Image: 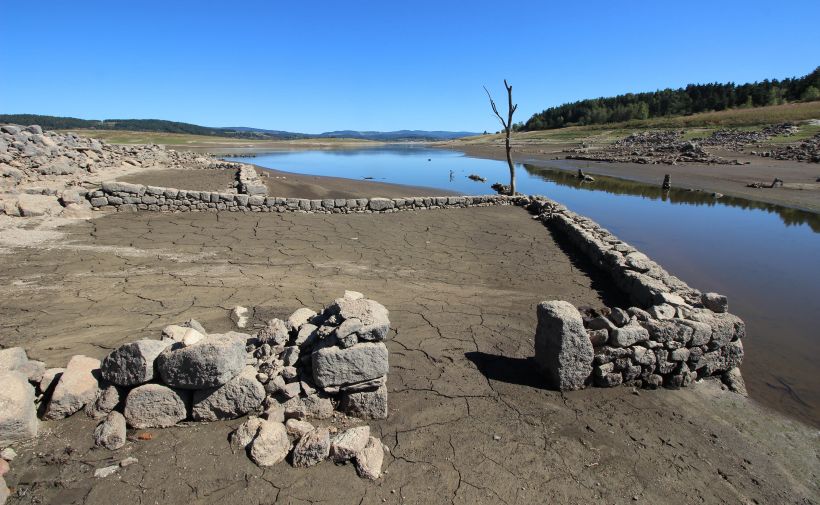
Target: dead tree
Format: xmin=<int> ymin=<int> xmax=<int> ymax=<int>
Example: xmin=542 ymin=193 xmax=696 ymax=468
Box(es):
xmin=484 ymin=80 xmax=518 ymax=195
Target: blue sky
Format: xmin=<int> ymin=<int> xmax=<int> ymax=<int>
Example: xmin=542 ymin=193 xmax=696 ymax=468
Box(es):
xmin=1 ymin=1 xmax=818 ymax=133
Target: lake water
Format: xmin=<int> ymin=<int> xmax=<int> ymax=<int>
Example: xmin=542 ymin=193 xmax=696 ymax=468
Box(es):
xmin=226 ymin=146 xmax=820 ymax=427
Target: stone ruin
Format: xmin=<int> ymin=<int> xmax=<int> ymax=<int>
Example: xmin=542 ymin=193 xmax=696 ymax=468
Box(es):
xmin=0 ymin=291 xmax=390 ymax=491
xmin=522 ymin=196 xmax=746 ymax=393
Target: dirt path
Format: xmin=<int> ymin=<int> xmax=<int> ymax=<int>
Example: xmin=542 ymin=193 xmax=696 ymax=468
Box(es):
xmin=452 ymin=143 xmax=820 ymax=213
xmin=1 ymin=208 xmax=817 ymax=504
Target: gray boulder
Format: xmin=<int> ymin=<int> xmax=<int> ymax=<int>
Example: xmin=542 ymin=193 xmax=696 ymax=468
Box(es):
xmin=0 ymin=371 xmax=38 ymax=446
xmin=44 ymin=355 xmax=102 ymax=420
xmin=156 ymin=336 xmax=245 ymax=389
xmin=258 ymin=318 xmax=289 ymax=346
xmin=101 ymin=339 xmax=169 ymax=386
xmin=333 ymin=298 xmax=390 ymax=341
xmin=85 ymin=384 xmax=122 ymax=419
xmin=341 ymin=385 xmax=388 ymax=419
xmin=123 ymin=383 xmax=189 ymax=428
xmin=191 ymin=366 xmax=265 ymax=421
xmin=354 ymin=436 xmax=384 ymax=480
xmin=230 ymin=417 xmax=264 ymax=450
xmin=533 ymin=301 xmax=593 ymax=391
xmin=93 ymin=411 xmax=127 ymax=450
xmin=312 ymin=342 xmax=388 ymax=389
xmin=286 ymin=308 xmax=317 ymax=331
xmin=330 ymin=425 xmax=370 ymax=462
xmin=610 ymin=323 xmax=650 ymax=347
xmin=292 ymin=427 xmax=330 ymax=467
xmin=38 ymin=367 xmax=64 ymax=395
xmin=249 ymin=420 xmax=291 ymax=466
xmin=0 ymin=347 xmax=27 ymax=371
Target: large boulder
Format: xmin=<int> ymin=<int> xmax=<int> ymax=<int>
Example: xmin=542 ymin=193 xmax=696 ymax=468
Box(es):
xmin=191 ymin=366 xmax=265 ymax=421
xmin=249 ymin=420 xmax=291 ymax=466
xmin=312 ymin=343 xmax=388 ymax=389
xmin=155 ymin=336 xmax=246 ymax=389
xmin=332 ymin=298 xmax=390 ymax=341
xmin=123 ymin=383 xmax=189 ymax=428
xmin=44 ymin=355 xmax=102 ymax=420
xmin=0 ymin=371 xmax=38 ymax=445
xmin=533 ymin=301 xmax=594 ymax=391
xmin=100 ymin=339 xmax=169 ymax=386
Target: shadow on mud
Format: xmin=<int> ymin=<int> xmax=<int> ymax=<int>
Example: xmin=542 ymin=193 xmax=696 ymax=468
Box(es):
xmin=465 ymin=351 xmax=549 ymax=389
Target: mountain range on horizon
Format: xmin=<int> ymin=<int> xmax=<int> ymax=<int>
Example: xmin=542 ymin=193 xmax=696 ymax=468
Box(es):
xmin=0 ymin=114 xmax=480 ymax=141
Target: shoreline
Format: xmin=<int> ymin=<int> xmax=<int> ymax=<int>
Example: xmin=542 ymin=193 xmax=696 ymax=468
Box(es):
xmin=444 ymin=143 xmax=820 ymax=214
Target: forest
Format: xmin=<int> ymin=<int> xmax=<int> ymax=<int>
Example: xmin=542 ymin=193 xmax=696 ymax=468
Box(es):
xmin=523 ymin=66 xmax=820 ymax=130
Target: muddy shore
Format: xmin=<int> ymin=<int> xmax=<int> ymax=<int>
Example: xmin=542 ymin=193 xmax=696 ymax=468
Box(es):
xmin=118 ymin=165 xmax=454 ymax=200
xmin=1 ymin=207 xmax=817 ymax=504
xmin=450 ymin=143 xmax=820 ymax=213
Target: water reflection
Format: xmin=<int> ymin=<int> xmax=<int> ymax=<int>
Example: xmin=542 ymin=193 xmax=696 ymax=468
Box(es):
xmin=522 ymin=164 xmax=820 ymax=232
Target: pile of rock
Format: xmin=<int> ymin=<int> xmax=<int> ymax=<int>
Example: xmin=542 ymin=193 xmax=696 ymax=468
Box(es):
xmin=564 ymin=129 xmax=742 ymax=165
xmin=0 ymin=292 xmax=390 ymax=485
xmin=756 ymin=133 xmax=820 ymax=163
xmin=696 ymin=123 xmax=799 ymax=150
xmin=0 ymin=124 xmax=225 ymax=217
xmin=237 ymin=164 xmax=267 ymax=195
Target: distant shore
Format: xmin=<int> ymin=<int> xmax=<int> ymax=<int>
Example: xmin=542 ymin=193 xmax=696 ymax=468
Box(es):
xmin=442 ymin=142 xmax=820 ymax=213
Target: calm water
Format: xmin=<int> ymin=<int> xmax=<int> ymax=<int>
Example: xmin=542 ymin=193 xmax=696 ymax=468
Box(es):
xmin=226 ymin=147 xmax=820 ymax=427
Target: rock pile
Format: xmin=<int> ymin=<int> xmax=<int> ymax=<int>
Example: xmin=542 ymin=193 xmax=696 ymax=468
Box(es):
xmin=564 ymin=130 xmax=742 ymax=165
xmin=696 ymin=123 xmax=799 ymax=150
xmin=0 ymin=293 xmax=390 ymax=485
xmin=0 ymin=123 xmax=225 ymax=217
xmin=756 ymin=133 xmax=820 ymax=163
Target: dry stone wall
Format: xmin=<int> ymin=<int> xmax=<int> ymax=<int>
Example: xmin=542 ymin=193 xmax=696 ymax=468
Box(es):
xmin=89 ymin=181 xmax=517 ymax=213
xmin=521 ymin=196 xmax=745 ymax=392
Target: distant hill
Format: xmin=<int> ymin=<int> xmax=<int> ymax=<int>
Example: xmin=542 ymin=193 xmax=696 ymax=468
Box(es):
xmin=524 ymin=66 xmax=820 ymax=131
xmin=315 ymin=130 xmax=479 ymax=141
xmin=0 ymin=114 xmax=477 ymax=141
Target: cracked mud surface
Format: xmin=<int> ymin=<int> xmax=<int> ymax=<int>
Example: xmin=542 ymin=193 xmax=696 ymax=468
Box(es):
xmin=1 ymin=207 xmax=817 ymax=504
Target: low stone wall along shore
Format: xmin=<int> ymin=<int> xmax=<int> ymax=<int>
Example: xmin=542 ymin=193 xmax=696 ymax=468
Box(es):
xmin=85 ymin=182 xmax=745 ymax=393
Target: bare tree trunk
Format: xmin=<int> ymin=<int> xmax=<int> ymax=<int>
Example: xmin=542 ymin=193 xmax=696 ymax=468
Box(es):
xmin=484 ymin=80 xmax=518 ymax=195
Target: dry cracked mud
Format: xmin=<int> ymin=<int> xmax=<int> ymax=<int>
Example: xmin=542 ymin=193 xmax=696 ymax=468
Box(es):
xmin=0 ymin=207 xmax=817 ymax=504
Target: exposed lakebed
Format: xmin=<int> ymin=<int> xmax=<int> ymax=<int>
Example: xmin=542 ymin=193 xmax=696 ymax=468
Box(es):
xmin=226 ymin=146 xmax=820 ymax=427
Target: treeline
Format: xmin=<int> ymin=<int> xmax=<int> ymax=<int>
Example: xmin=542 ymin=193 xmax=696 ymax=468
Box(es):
xmin=0 ymin=114 xmax=308 ymax=140
xmin=523 ymin=66 xmax=820 ymax=130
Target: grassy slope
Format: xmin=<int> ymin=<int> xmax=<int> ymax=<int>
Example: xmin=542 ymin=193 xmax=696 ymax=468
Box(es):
xmin=61 ymin=129 xmax=380 ymax=146
xmin=452 ymin=101 xmax=820 ymax=146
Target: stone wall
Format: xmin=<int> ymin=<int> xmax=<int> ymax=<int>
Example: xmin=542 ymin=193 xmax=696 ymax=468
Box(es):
xmin=521 ymin=196 xmax=745 ymax=391
xmin=83 ymin=183 xmax=744 ymax=391
xmin=88 ymin=180 xmax=517 ymax=213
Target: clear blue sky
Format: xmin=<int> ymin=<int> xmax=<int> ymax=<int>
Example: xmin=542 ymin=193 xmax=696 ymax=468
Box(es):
xmin=1 ymin=0 xmax=818 ymax=133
